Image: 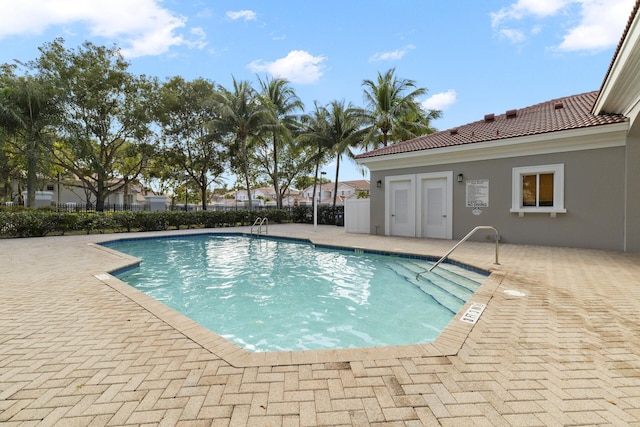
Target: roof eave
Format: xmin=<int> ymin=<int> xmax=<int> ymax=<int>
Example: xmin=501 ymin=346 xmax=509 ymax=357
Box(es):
xmin=356 ymin=122 xmax=628 ymax=171
xmin=593 ymin=0 xmax=640 ymax=115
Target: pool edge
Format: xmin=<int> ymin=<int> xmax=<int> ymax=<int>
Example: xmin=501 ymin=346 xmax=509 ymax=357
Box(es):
xmin=92 ymin=232 xmax=505 ymax=368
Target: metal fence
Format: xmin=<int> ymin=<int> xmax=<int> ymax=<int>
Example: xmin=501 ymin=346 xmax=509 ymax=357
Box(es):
xmin=50 ymin=202 xmax=150 ymax=212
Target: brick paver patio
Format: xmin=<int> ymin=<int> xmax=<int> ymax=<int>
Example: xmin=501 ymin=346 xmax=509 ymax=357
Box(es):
xmin=1 ymin=224 xmax=639 ymax=426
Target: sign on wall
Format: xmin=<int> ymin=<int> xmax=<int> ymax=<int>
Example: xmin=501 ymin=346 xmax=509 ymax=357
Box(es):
xmin=466 ymin=179 xmax=489 ymax=208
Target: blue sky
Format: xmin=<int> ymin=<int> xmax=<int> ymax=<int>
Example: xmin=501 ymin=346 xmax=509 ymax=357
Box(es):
xmin=0 ymin=0 xmax=635 ymax=183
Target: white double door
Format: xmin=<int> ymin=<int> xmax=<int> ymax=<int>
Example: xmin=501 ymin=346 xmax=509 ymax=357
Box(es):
xmin=386 ymin=172 xmax=452 ymax=239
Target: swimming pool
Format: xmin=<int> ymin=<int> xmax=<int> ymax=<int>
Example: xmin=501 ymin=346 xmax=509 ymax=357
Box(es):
xmin=105 ymin=234 xmax=487 ymax=352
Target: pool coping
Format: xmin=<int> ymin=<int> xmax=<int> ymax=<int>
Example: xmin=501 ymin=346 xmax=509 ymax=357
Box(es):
xmin=90 ymin=234 xmax=507 ymax=368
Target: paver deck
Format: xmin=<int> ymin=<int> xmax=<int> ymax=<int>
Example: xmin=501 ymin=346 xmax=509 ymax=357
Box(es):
xmin=1 ymin=224 xmax=640 ymax=426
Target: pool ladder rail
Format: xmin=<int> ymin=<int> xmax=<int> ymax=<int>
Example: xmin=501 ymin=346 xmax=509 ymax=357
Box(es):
xmin=251 ymin=217 xmax=268 ymax=236
xmin=416 ymin=225 xmax=500 ymax=279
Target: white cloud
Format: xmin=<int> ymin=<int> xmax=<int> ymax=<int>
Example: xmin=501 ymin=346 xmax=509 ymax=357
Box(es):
xmin=186 ymin=27 xmax=208 ymax=50
xmin=498 ymin=28 xmax=526 ymax=43
xmin=490 ymin=0 xmax=635 ymax=51
xmin=270 ymin=32 xmax=286 ymax=41
xmin=421 ymin=90 xmax=457 ymax=111
xmin=196 ymin=8 xmax=213 ymax=19
xmin=558 ymin=0 xmax=635 ymax=51
xmin=0 ymin=0 xmax=203 ymax=58
xmin=491 ymin=0 xmax=571 ymax=28
xmin=369 ymin=45 xmax=415 ymax=62
xmin=247 ymin=50 xmax=327 ymax=84
xmin=226 ymin=10 xmax=257 ymax=21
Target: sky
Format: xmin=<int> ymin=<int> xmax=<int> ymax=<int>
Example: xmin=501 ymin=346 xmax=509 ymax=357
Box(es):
xmin=0 ymin=0 xmax=635 ymax=184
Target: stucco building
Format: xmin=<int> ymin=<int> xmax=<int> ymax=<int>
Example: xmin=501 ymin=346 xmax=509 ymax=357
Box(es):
xmin=356 ymin=1 xmax=640 ymax=252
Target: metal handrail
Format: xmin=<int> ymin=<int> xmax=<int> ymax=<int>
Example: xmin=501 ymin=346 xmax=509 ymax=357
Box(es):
xmin=417 ymin=226 xmax=500 ymax=278
xmin=250 ymin=217 xmax=268 ymax=236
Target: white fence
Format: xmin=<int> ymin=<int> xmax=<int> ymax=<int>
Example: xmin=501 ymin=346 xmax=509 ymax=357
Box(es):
xmin=344 ymin=198 xmax=370 ymax=234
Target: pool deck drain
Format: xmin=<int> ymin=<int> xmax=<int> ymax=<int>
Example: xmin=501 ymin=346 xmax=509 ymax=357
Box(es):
xmin=2 ymin=224 xmax=640 ymax=426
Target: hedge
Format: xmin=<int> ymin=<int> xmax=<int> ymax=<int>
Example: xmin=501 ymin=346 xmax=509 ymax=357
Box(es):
xmin=0 ymin=206 xmax=344 ymax=238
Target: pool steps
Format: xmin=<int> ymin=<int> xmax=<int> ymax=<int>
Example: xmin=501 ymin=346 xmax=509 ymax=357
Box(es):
xmin=386 ymin=260 xmax=482 ymax=315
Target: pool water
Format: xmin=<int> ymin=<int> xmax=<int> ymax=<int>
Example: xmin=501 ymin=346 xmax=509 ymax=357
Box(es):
xmin=106 ymin=234 xmax=487 ymax=352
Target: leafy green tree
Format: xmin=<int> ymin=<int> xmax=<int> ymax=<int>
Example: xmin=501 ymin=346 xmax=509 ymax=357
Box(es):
xmin=139 ymin=148 xmax=174 ymax=204
xmin=213 ymin=78 xmax=269 ymax=208
xmin=35 ymin=39 xmax=157 ymax=211
xmin=268 ymin=135 xmax=317 ymax=204
xmin=360 ymin=68 xmax=439 ymax=149
xmin=257 ymin=76 xmax=303 ymax=208
xmin=0 ymin=67 xmax=58 ymax=207
xmin=294 ymin=174 xmax=330 ymax=192
xmin=156 ymin=77 xmax=226 ymax=210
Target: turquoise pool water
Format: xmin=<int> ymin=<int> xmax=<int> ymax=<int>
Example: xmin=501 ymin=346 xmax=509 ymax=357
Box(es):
xmin=105 ymin=234 xmax=487 ymax=352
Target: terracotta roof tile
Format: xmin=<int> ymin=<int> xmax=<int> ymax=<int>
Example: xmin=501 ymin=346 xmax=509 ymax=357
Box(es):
xmin=356 ymin=91 xmax=627 ymax=159
xmin=339 ymin=180 xmax=370 ymax=189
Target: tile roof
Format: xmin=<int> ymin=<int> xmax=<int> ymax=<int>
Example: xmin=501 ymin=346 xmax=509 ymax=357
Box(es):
xmin=356 ymin=91 xmax=627 ymax=159
xmin=339 ymin=179 xmax=370 ymax=190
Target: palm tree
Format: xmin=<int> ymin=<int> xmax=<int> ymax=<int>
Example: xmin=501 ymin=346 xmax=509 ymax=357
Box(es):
xmin=324 ymin=100 xmax=365 ymax=208
xmin=257 ymin=76 xmax=303 ymax=208
xmin=360 ymin=68 xmax=437 ymax=149
xmin=298 ymin=103 xmax=336 ymax=213
xmin=213 ymin=78 xmax=269 ymax=208
xmin=0 ymin=73 xmax=57 ymax=207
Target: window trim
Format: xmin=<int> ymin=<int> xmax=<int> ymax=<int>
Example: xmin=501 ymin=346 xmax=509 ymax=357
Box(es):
xmin=510 ymin=164 xmax=566 ymax=215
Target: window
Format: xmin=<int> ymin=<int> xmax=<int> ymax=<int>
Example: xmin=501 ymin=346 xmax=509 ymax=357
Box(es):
xmin=511 ymin=164 xmax=565 ymax=215
xmin=46 ymin=184 xmax=54 ymax=191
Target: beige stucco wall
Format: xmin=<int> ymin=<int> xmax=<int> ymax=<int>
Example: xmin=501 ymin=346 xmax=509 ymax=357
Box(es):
xmin=368 ymin=146 xmax=627 ymax=251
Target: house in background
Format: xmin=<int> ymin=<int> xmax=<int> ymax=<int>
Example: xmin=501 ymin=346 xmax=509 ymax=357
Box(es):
xmin=356 ymin=0 xmax=640 ymax=252
xmin=301 ymin=180 xmax=370 ymax=205
xmin=10 ymin=176 xmax=166 ymax=210
xmin=222 ymin=187 xmax=301 ymax=208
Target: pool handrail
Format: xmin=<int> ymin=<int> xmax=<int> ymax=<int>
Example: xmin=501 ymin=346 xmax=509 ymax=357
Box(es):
xmin=251 ymin=217 xmax=268 ymax=236
xmin=418 ymin=226 xmax=500 ymax=278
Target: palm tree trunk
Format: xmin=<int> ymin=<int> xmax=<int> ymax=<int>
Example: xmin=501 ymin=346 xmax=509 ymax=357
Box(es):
xmin=272 ymin=131 xmax=281 ymax=209
xmin=312 ymin=159 xmax=319 ymax=216
xmin=332 ymin=154 xmax=340 ymax=208
xmin=241 ymin=137 xmax=252 ymax=209
xmin=26 ymin=136 xmax=37 ymax=208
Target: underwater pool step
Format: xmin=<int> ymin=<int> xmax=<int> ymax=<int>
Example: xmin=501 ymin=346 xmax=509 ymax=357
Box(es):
xmin=385 ymin=263 xmax=472 ymax=314
xmin=394 ymin=260 xmax=481 ymax=300
xmin=404 ymin=259 xmax=484 ymax=293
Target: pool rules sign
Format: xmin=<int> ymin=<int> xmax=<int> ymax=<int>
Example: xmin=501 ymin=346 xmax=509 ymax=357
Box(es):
xmin=466 ymin=179 xmax=489 ymax=215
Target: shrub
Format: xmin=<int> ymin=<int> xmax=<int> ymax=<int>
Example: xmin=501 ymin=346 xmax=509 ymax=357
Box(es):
xmin=3 ymin=211 xmax=57 ymax=237
xmin=0 ymin=205 xmax=338 ymax=239
xmin=111 ymin=211 xmax=137 ymax=232
xmin=51 ymin=212 xmax=80 ymax=235
xmin=134 ymin=211 xmax=169 ymax=232
xmin=77 ymin=214 xmax=116 ymax=234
